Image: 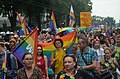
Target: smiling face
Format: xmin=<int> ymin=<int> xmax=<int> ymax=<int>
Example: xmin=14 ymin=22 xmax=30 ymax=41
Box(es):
xmin=93 ymin=40 xmax=100 ymax=49
xmin=37 ymin=46 xmax=43 ymax=56
xmin=22 ymin=54 xmax=33 ymax=68
xmin=64 ymin=56 xmax=76 ymax=70
xmin=104 ymin=48 xmax=111 ymax=59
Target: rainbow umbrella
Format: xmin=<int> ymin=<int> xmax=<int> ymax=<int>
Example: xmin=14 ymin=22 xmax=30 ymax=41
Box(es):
xmin=57 ymin=27 xmax=74 ymax=37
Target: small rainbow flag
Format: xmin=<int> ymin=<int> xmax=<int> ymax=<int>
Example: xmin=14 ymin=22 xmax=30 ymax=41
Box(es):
xmin=49 ymin=11 xmax=57 ymax=35
xmin=17 ymin=12 xmax=31 ymax=36
xmin=104 ymin=19 xmax=111 ymax=37
xmin=13 ymin=27 xmax=38 ymax=64
xmin=69 ymin=5 xmax=75 ymax=28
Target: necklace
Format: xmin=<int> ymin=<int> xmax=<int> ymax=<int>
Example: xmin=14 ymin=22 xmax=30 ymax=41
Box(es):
xmin=60 ymin=69 xmax=75 ymax=79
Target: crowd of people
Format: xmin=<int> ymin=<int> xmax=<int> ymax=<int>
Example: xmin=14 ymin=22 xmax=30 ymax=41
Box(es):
xmin=0 ymin=27 xmax=120 ymax=79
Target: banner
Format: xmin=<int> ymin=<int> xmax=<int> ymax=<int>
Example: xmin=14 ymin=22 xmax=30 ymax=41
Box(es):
xmin=80 ymin=12 xmax=92 ymax=28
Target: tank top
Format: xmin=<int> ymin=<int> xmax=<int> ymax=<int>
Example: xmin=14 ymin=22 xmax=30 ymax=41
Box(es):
xmin=36 ymin=57 xmax=46 ymax=76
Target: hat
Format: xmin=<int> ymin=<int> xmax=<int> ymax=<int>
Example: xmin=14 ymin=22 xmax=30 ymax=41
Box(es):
xmin=0 ymin=42 xmax=4 ymax=45
xmin=9 ymin=38 xmax=16 ymax=43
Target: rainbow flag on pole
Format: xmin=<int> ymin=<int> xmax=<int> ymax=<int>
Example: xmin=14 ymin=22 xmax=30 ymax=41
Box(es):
xmin=1 ymin=52 xmax=6 ymax=79
xmin=104 ymin=19 xmax=111 ymax=37
xmin=69 ymin=5 xmax=75 ymax=28
xmin=49 ymin=11 xmax=57 ymax=35
xmin=13 ymin=27 xmax=38 ymax=64
xmin=16 ymin=12 xmax=31 ymax=36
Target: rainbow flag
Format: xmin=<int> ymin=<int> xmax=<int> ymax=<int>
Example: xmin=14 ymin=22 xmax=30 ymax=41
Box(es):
xmin=39 ymin=30 xmax=76 ymax=60
xmin=104 ymin=19 xmax=111 ymax=37
xmin=49 ymin=11 xmax=57 ymax=35
xmin=13 ymin=27 xmax=38 ymax=64
xmin=69 ymin=5 xmax=75 ymax=28
xmin=17 ymin=12 xmax=31 ymax=36
xmin=1 ymin=52 xmax=6 ymax=79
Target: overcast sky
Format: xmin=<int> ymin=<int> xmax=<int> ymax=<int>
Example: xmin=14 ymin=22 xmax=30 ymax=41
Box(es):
xmin=91 ymin=0 xmax=120 ymax=23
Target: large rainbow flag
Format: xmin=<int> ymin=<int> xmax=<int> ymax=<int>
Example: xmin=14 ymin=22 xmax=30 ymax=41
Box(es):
xmin=49 ymin=11 xmax=57 ymax=35
xmin=38 ymin=30 xmax=76 ymax=60
xmin=69 ymin=5 xmax=75 ymax=28
xmin=13 ymin=27 xmax=38 ymax=64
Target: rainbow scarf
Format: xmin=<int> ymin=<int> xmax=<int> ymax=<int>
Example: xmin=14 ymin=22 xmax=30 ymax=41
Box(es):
xmin=60 ymin=69 xmax=76 ymax=79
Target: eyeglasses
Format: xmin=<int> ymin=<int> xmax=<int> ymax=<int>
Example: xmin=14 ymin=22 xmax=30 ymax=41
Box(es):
xmin=55 ymin=41 xmax=61 ymax=44
xmin=24 ymin=58 xmax=33 ymax=60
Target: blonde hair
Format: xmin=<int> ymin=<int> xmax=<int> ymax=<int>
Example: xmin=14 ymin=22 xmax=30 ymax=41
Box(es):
xmin=104 ymin=47 xmax=112 ymax=53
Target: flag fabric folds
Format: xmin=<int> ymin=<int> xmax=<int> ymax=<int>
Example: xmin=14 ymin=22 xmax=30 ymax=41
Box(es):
xmin=69 ymin=5 xmax=75 ymax=28
xmin=39 ymin=30 xmax=76 ymax=60
xmin=49 ymin=11 xmax=57 ymax=35
xmin=13 ymin=27 xmax=38 ymax=65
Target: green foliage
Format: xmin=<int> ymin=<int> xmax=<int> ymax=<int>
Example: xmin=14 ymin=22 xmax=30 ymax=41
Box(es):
xmin=92 ymin=15 xmax=116 ymax=27
xmin=49 ymin=0 xmax=92 ymax=27
xmin=0 ymin=0 xmax=92 ymax=31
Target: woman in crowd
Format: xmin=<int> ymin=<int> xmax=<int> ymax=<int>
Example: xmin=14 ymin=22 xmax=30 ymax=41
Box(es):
xmin=57 ymin=54 xmax=94 ymax=79
xmin=35 ymin=45 xmax=49 ymax=79
xmin=17 ymin=53 xmax=43 ymax=79
xmin=109 ymin=37 xmax=116 ymax=57
xmin=92 ymin=37 xmax=104 ymax=62
xmin=100 ymin=47 xmax=118 ymax=79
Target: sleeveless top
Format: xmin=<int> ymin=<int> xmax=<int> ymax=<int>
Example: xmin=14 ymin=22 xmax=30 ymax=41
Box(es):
xmin=36 ymin=57 xmax=46 ymax=76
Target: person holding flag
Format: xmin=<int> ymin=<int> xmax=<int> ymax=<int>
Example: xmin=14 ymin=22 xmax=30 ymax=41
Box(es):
xmin=0 ymin=41 xmax=18 ymax=79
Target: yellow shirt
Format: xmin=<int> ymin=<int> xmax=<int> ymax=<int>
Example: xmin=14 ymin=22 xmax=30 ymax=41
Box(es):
xmin=50 ymin=48 xmax=66 ymax=74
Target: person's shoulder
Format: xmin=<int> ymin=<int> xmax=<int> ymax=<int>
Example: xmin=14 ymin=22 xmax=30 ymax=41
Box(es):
xmin=88 ymin=47 xmax=96 ymax=53
xmin=56 ymin=71 xmax=63 ymax=78
xmin=17 ymin=67 xmax=24 ymax=73
xmin=100 ymin=59 xmax=105 ymax=64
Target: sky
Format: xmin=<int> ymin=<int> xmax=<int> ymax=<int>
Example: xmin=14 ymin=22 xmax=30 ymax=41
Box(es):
xmin=91 ymin=0 xmax=120 ymax=23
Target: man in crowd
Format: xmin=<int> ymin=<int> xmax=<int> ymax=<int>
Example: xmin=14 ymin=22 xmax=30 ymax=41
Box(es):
xmin=76 ymin=35 xmax=98 ymax=78
xmin=0 ymin=41 xmax=18 ymax=79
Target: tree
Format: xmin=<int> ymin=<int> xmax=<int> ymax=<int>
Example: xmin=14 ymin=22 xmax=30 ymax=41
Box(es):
xmin=0 ymin=0 xmax=51 ymax=31
xmin=0 ymin=0 xmax=92 ymax=31
xmin=49 ymin=0 xmax=92 ymax=27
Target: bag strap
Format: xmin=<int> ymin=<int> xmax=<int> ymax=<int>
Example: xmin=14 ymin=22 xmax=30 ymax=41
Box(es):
xmin=81 ymin=53 xmax=88 ymax=65
xmin=81 ymin=48 xmax=92 ymax=65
